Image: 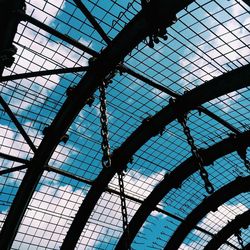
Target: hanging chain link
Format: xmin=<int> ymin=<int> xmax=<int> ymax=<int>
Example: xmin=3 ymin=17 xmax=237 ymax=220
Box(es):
xmin=178 ymin=113 xmax=214 ymax=194
xmin=118 ymin=170 xmax=130 ymax=249
xmin=99 ymin=80 xmax=111 ymax=168
xmin=235 ymin=230 xmax=245 ymax=249
xmin=99 ymin=78 xmax=130 ymax=249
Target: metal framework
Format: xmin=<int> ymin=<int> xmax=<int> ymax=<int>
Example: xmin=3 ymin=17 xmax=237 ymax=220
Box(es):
xmin=204 ymin=210 xmax=250 ymax=250
xmin=62 ymin=66 xmax=250 ymax=248
xmin=0 ymin=0 xmax=250 ymax=249
xmin=164 ymin=175 xmax=250 ymax=249
xmin=116 ymin=130 xmax=250 ymax=249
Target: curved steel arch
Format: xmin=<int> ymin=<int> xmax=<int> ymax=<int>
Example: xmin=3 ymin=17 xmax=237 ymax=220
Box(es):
xmin=0 ymin=1 xmax=194 ymax=248
xmin=115 ymin=130 xmax=250 ymax=249
xmin=1 ymin=1 xmax=249 ymax=249
xmin=204 ymin=210 xmax=250 ymax=250
xmin=62 ymin=62 xmax=250 ymax=248
xmin=164 ymin=176 xmax=250 ymax=250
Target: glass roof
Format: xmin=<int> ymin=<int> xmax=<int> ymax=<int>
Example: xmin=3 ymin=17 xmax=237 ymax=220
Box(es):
xmin=0 ymin=0 xmax=249 ymax=249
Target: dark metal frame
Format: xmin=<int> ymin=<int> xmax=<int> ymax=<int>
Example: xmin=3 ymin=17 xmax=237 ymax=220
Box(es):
xmin=204 ymin=210 xmax=250 ymax=250
xmin=115 ymin=130 xmax=250 ymax=249
xmin=0 ymin=66 xmax=88 ymax=82
xmin=0 ymin=96 xmax=36 ymax=152
xmin=62 ymin=64 xmax=250 ymax=249
xmin=0 ymin=0 xmax=25 ymax=75
xmin=0 ymin=1 xmax=192 ymax=248
xmin=164 ymin=176 xmax=250 ymax=250
xmin=0 ymin=0 xmax=249 ymax=248
xmin=0 ymin=152 xmax=29 ymax=165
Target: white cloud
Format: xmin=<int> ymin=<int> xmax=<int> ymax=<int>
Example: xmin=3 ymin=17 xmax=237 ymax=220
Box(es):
xmin=10 ymin=183 xmax=86 ymax=250
xmin=77 ymin=170 xmax=166 ymax=248
xmin=180 ymin=203 xmax=248 ymax=249
xmin=178 ymin=2 xmax=249 ymax=111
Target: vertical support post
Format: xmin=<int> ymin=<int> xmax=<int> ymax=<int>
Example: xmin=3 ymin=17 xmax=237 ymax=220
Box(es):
xmin=0 ymin=0 xmax=25 ymax=76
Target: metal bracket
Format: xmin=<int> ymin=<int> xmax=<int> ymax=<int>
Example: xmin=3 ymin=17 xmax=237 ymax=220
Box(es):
xmin=141 ymin=0 xmax=176 ymax=48
xmin=43 ymin=125 xmax=69 ymax=143
xmin=0 ymin=45 xmax=17 ymax=68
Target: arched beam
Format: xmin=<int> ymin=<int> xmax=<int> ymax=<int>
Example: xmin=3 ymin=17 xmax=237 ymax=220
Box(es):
xmin=62 ymin=62 xmax=250 ymax=248
xmin=204 ymin=210 xmax=250 ymax=250
xmin=164 ymin=176 xmax=250 ymax=250
xmin=0 ymin=1 xmax=193 ymax=249
xmin=115 ymin=130 xmax=250 ymax=249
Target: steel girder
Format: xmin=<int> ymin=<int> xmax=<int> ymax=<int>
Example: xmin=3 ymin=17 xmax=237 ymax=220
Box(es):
xmin=0 ymin=1 xmax=193 ymax=248
xmin=0 ymin=66 xmax=88 ymax=82
xmin=118 ymin=65 xmax=240 ymax=135
xmin=73 ymin=0 xmax=111 ymax=45
xmin=17 ymin=2 xmax=240 ymax=136
xmin=164 ymin=176 xmax=250 ymax=250
xmin=0 ymin=165 xmax=27 ymax=176
xmin=243 ymin=0 xmax=250 ymax=7
xmin=115 ymin=130 xmax=250 ymax=249
xmin=62 ymin=62 xmax=250 ymax=249
xmin=204 ymin=210 xmax=250 ymax=250
xmin=0 ymin=96 xmax=36 ymax=152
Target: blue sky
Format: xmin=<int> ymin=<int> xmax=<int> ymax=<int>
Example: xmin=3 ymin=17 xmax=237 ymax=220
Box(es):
xmin=0 ymin=0 xmax=250 ymax=249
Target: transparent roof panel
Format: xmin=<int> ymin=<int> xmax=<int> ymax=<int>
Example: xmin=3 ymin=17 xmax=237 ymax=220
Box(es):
xmin=0 ymin=0 xmax=249 ymax=249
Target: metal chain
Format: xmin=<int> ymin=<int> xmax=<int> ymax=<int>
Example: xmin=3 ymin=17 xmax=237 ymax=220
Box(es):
xmin=99 ymin=79 xmax=130 ymax=249
xmin=118 ymin=171 xmax=130 ymax=250
xmin=235 ymin=230 xmax=245 ymax=249
xmin=178 ymin=113 xmax=214 ymax=194
xmin=99 ymin=81 xmax=111 ymax=168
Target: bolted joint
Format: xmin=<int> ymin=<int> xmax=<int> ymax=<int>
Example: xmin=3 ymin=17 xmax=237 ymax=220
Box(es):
xmin=237 ymin=146 xmax=248 ymax=161
xmin=60 ymin=134 xmax=69 ymax=144
xmin=0 ymin=45 xmax=17 ymax=68
xmin=231 ymin=133 xmax=250 ymax=169
xmin=142 ymin=115 xmax=152 ymax=124
xmin=141 ymin=0 xmax=176 ymax=48
xmin=43 ymin=126 xmax=69 ymax=144
xmin=159 ymin=127 xmax=165 ymax=136
xmin=169 ymin=97 xmax=188 ymax=123
xmin=86 ymin=96 xmax=95 ymax=107
xmin=66 ymin=85 xmax=77 ymax=97
xmin=104 ymin=69 xmax=118 ymax=85
xmin=88 ymin=56 xmax=97 ymax=67
xmin=129 ymin=156 xmax=133 ymax=164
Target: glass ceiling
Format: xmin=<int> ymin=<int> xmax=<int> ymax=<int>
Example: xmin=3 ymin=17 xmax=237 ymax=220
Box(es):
xmin=0 ymin=0 xmax=249 ymax=249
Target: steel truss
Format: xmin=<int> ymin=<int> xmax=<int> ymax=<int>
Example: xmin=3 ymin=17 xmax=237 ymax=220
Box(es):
xmin=62 ymin=64 xmax=250 ymax=248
